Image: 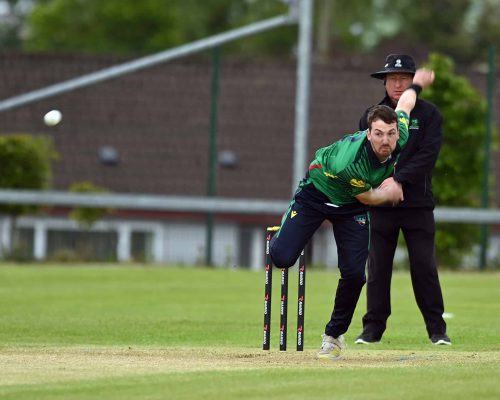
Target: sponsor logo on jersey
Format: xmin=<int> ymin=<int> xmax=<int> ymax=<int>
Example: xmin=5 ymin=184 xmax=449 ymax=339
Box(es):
xmin=354 ymin=215 xmax=367 ymax=226
xmin=324 ymin=171 xmax=337 ymax=179
xmin=291 ymin=210 xmax=298 ymax=218
xmin=409 ymin=118 xmax=420 ymax=130
xmin=350 ymin=179 xmax=365 ymax=188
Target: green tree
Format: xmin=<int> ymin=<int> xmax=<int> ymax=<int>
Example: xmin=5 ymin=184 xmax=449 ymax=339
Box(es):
xmin=9 ymin=0 xmax=500 ymax=64
xmin=222 ymin=0 xmax=296 ymax=58
xmin=24 ymin=0 xmax=180 ymax=54
xmin=395 ymin=0 xmax=473 ymax=57
xmin=23 ymin=0 xmax=293 ymax=57
xmin=472 ymin=1 xmax=500 ymax=59
xmin=0 ymin=0 xmax=31 ymax=49
xmin=317 ymin=0 xmax=499 ymax=65
xmin=321 ymin=0 xmax=401 ymax=53
xmin=422 ymin=53 xmax=488 ymax=267
xmin=69 ymin=181 xmax=110 ymax=228
xmin=0 ymin=134 xmax=54 ymax=216
xmin=0 ymin=134 xmax=55 ymax=256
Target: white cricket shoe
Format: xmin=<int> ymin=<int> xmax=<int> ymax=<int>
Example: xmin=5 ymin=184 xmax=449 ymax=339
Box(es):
xmin=317 ymin=334 xmax=346 ymax=360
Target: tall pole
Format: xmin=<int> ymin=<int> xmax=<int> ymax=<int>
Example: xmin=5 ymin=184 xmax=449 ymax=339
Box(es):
xmin=206 ymin=47 xmax=220 ymax=266
xmin=479 ymin=46 xmax=496 ymax=270
xmin=292 ymin=0 xmax=314 ymax=193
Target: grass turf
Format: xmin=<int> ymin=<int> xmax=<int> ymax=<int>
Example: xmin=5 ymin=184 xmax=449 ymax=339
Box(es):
xmin=0 ymin=264 xmax=499 ymax=399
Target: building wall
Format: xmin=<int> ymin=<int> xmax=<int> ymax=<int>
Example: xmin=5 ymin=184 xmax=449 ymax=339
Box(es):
xmin=0 ymin=53 xmax=499 ymax=267
xmin=0 ymin=53 xmax=498 ymax=203
xmin=0 ymin=214 xmax=343 ymax=269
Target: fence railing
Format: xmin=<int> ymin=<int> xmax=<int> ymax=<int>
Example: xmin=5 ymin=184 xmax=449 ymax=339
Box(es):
xmin=0 ymin=189 xmax=499 ymax=223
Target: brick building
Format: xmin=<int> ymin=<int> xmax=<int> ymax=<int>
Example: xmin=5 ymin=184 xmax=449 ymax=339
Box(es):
xmin=0 ymin=52 xmax=498 ymax=267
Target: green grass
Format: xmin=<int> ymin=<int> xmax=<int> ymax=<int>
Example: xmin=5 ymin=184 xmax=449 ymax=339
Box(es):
xmin=0 ymin=263 xmax=499 ymax=399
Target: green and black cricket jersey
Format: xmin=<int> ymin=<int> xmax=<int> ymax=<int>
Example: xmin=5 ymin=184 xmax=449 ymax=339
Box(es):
xmin=307 ymin=110 xmax=409 ymax=206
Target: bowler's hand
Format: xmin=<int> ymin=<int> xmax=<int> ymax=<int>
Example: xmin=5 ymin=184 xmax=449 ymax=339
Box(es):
xmin=378 ymin=177 xmax=403 ymax=205
xmin=413 ymin=68 xmax=435 ymax=88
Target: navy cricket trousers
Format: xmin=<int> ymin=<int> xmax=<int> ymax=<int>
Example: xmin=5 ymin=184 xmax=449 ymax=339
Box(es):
xmin=270 ymin=182 xmax=370 ymax=338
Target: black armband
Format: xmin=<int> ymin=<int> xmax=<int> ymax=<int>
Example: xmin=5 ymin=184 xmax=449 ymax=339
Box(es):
xmin=409 ymin=84 xmax=422 ymax=95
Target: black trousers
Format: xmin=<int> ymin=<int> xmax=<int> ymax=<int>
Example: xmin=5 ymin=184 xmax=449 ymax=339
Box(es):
xmin=270 ymin=184 xmax=369 ymax=338
xmin=361 ymin=207 xmax=447 ymax=339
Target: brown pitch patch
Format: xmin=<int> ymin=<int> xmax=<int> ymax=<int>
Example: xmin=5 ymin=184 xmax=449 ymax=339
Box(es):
xmin=0 ymin=346 xmax=497 ymax=385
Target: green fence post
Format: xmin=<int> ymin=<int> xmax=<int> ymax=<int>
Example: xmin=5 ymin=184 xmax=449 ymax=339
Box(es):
xmin=479 ymin=46 xmax=496 ymax=270
xmin=206 ymin=47 xmax=220 ymax=266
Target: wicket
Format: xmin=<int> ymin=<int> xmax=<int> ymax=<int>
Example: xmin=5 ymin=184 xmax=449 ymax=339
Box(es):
xmin=263 ymin=226 xmax=306 ymax=351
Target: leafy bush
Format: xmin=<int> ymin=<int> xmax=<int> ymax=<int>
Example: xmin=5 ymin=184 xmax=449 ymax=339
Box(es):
xmin=0 ymin=134 xmax=55 ymax=216
xmin=423 ymin=53 xmax=488 ymax=267
xmin=69 ymin=181 xmax=111 ymax=228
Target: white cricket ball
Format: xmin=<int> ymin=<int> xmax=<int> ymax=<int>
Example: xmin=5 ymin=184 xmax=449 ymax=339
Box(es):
xmin=43 ymin=109 xmax=62 ymax=126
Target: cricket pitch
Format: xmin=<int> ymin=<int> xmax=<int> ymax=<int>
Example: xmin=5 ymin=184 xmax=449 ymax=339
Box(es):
xmin=1 ymin=346 xmax=498 ymax=386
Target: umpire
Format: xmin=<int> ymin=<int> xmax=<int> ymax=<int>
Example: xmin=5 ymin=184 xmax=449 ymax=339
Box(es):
xmin=356 ymin=54 xmax=451 ymax=345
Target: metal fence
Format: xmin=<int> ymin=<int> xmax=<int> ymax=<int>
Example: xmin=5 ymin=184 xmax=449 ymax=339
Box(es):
xmin=1 ymin=189 xmax=500 ymax=223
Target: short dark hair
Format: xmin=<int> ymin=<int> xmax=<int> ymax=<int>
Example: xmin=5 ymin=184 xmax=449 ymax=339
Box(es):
xmin=367 ymin=105 xmax=398 ymax=130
